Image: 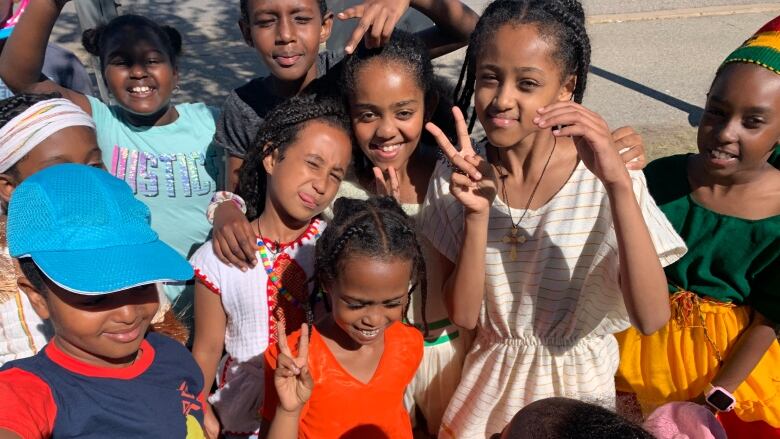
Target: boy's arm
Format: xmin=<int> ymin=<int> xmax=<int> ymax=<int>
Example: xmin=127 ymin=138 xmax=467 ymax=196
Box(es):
xmin=410 ymin=0 xmax=479 ymax=59
xmin=0 ymin=369 xmax=56 ymax=439
xmin=0 ymin=0 xmax=90 ymax=113
xmin=339 ymin=0 xmax=478 ymax=59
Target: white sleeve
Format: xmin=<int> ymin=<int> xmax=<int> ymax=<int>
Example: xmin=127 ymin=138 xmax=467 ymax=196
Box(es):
xmin=419 ymin=159 xmax=465 ymax=263
xmin=629 ymin=170 xmax=688 ymax=266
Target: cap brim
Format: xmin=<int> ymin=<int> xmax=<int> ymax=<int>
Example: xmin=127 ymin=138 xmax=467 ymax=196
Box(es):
xmin=28 ymin=240 xmax=193 ymax=295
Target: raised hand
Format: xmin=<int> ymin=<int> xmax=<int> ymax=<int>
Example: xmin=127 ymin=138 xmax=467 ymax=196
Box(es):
xmin=612 ymin=126 xmax=647 ymax=171
xmin=535 ymin=102 xmax=631 ymax=187
xmin=274 ymin=321 xmax=313 ymax=414
xmin=337 ymin=0 xmax=411 ymax=53
xmin=372 ymin=166 xmax=401 ymax=201
xmin=426 ymin=107 xmax=496 ymax=216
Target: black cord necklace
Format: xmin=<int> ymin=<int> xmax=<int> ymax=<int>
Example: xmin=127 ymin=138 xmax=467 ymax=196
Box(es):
xmin=255 ymin=220 xmax=282 ymax=256
xmin=497 ymin=136 xmax=557 ymax=261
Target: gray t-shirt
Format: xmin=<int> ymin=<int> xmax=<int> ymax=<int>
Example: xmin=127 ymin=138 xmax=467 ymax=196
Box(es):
xmin=214 ymin=50 xmax=344 ymax=159
xmin=0 ymin=43 xmax=94 ymax=100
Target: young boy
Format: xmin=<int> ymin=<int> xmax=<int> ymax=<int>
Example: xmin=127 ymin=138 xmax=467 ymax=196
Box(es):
xmin=0 ymin=164 xmax=204 ymax=439
xmin=217 ymin=0 xmax=478 ymax=190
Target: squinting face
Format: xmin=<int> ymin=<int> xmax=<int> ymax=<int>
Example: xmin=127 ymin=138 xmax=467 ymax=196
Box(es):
xmin=102 ymin=34 xmax=178 ymax=120
xmin=40 ymin=282 xmax=159 ymax=367
xmin=241 ymin=0 xmax=331 ymax=85
xmin=697 ymin=62 xmax=780 ymax=177
xmin=264 ymin=121 xmax=351 ymax=223
xmin=474 ymin=24 xmax=573 ymax=148
xmin=327 ymin=257 xmax=412 ymax=346
xmin=350 ymin=60 xmax=426 ymax=172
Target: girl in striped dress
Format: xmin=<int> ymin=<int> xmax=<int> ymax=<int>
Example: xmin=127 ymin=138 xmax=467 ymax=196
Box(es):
xmin=420 ymin=1 xmax=686 ymax=437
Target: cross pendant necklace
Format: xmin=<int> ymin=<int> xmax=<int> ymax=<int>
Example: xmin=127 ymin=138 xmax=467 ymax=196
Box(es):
xmin=502 ymin=227 xmax=526 ymax=261
xmin=497 ymin=137 xmax=557 ymax=261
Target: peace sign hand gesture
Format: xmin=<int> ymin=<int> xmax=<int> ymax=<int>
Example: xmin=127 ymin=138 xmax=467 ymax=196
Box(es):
xmin=274 ymin=321 xmax=313 ymax=414
xmin=372 ymin=166 xmax=401 ymax=202
xmin=426 ymin=107 xmax=496 ymax=217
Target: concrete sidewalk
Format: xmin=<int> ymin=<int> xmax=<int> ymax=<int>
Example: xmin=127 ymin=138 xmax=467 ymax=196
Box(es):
xmin=49 ymin=1 xmax=780 ymax=159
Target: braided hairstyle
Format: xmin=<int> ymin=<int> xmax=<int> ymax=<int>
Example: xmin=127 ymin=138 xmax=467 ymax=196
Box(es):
xmin=454 ymin=0 xmax=591 ymax=132
xmin=240 ymin=0 xmax=328 ymax=22
xmin=0 ymin=92 xmax=63 ymax=178
xmin=340 ymin=30 xmax=455 ymax=181
xmin=314 ymin=196 xmax=428 ymax=334
xmin=237 ymin=95 xmax=352 ymax=221
xmin=81 ymin=15 xmax=183 ymax=71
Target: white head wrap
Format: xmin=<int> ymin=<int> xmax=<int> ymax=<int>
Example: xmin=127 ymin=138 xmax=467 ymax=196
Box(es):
xmin=0 ymin=98 xmax=96 ymax=173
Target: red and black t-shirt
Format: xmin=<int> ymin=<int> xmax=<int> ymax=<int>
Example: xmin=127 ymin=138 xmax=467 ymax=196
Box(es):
xmin=0 ymin=332 xmax=205 ymax=438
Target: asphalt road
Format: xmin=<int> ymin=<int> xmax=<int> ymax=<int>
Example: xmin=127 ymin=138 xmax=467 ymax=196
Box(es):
xmin=49 ymin=1 xmax=780 ymax=158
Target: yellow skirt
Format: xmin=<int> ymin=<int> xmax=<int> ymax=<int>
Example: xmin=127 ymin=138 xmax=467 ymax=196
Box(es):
xmin=616 ymin=292 xmax=780 ymax=427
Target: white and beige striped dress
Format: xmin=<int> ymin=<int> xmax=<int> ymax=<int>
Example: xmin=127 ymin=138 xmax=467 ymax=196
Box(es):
xmin=421 ymin=154 xmax=686 ymax=439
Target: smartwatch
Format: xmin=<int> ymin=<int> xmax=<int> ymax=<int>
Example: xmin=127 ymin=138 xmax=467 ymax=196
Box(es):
xmin=704 ymin=384 xmax=736 ymax=412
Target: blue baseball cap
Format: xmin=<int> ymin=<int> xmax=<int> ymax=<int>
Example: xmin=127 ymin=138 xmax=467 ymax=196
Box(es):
xmin=7 ymin=164 xmax=193 ymax=295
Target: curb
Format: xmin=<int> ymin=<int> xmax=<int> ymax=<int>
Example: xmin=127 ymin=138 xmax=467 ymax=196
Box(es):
xmin=588 ymin=3 xmax=780 ymax=24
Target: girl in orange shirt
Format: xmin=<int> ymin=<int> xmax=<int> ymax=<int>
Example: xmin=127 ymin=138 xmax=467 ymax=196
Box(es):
xmin=262 ymin=196 xmax=426 ymax=439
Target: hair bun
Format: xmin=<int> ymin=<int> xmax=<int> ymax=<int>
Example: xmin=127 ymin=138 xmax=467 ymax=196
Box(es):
xmin=81 ymin=27 xmax=104 ymax=56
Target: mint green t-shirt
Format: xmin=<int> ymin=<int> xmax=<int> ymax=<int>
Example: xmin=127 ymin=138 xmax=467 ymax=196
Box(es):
xmin=88 ymin=96 xmax=222 ymax=301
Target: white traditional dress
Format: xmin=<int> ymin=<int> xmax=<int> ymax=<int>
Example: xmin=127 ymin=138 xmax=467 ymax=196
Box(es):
xmin=420 ymin=151 xmax=687 ymax=439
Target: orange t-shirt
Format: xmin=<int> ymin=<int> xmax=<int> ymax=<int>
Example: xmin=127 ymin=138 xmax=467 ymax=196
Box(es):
xmin=263 ymin=321 xmax=423 ymax=438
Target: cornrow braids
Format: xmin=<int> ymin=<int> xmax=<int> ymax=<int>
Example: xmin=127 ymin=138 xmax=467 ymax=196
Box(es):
xmin=0 ymin=92 xmax=64 ymax=179
xmin=315 ymin=196 xmax=428 ymax=334
xmin=236 ymin=94 xmax=352 ymax=221
xmin=454 ymin=0 xmax=591 ymax=132
xmin=240 ymin=0 xmax=328 ymax=22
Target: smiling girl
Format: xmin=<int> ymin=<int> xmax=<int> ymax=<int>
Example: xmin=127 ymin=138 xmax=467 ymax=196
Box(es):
xmin=616 ymin=16 xmax=780 ymax=437
xmin=262 ymin=196 xmax=426 ymax=439
xmin=0 ymin=0 xmax=221 ymax=308
xmin=190 ymin=96 xmax=353 ymax=439
xmin=420 ymin=1 xmax=686 ymax=437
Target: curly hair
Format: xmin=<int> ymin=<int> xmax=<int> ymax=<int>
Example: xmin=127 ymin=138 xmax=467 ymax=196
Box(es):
xmin=454 ymin=0 xmax=591 ymax=132
xmin=339 ymin=30 xmax=456 ymax=181
xmin=240 ymin=0 xmax=328 ymax=22
xmin=236 ymin=95 xmax=352 ymax=221
xmin=314 ymin=196 xmax=427 ymax=334
xmin=81 ymin=14 xmax=183 ymax=71
xmin=0 ymin=92 xmax=64 ymax=179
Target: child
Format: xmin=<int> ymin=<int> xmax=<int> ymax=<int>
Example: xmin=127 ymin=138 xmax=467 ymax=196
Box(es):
xmin=263 ymin=196 xmax=426 ymax=438
xmin=0 ymin=0 xmax=222 ymax=307
xmin=0 ymin=164 xmax=204 ymax=438
xmin=217 ymin=0 xmax=478 ymax=192
xmin=0 ymin=93 xmax=100 ymax=365
xmin=492 ymin=397 xmax=654 ymax=439
xmin=190 ymin=95 xmax=353 ymax=439
xmin=615 ymin=16 xmax=780 ymax=437
xmin=420 ymin=1 xmax=687 ymax=437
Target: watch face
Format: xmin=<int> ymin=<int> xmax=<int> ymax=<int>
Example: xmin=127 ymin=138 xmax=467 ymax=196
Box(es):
xmin=708 ymin=389 xmax=734 ymax=411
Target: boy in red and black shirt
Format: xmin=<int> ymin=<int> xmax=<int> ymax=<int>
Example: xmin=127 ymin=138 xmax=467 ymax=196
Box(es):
xmin=0 ymin=164 xmax=204 ymax=439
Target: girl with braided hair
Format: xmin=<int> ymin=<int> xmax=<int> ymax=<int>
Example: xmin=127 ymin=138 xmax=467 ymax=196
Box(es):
xmin=420 ymin=1 xmax=687 ymax=437
xmin=190 ymin=95 xmax=352 ymax=439
xmin=262 ymin=196 xmax=426 ymax=438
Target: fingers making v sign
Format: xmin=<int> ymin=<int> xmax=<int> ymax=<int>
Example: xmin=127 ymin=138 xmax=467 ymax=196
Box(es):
xmin=425 ymin=107 xmax=497 ymax=216
xmin=274 ymin=321 xmax=313 ymax=414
